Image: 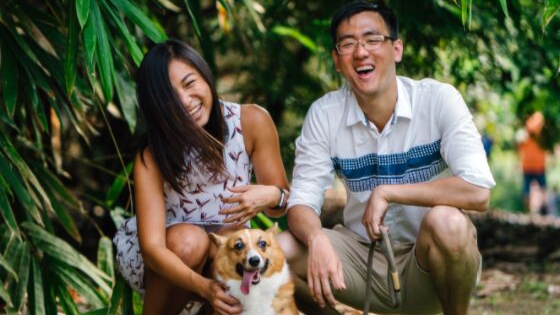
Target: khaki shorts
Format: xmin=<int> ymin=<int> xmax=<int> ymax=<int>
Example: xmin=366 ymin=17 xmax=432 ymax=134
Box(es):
xmin=325 ymin=224 xmax=477 ymax=314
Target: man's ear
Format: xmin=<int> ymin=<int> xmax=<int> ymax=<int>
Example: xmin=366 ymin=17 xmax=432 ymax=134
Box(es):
xmin=393 ymin=38 xmax=403 ymax=63
xmin=332 ymin=49 xmax=341 ymax=72
xmin=266 ymin=222 xmax=279 ymax=236
xmin=209 ymin=233 xmax=226 ymax=247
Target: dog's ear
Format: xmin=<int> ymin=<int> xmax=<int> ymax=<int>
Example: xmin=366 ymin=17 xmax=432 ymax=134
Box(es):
xmin=209 ymin=233 xmax=226 ymax=246
xmin=265 ymin=222 xmax=279 ymax=236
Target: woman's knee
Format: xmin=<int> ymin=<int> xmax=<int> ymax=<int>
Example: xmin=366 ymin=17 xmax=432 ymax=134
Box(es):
xmin=166 ymin=224 xmax=210 ymax=268
xmin=421 ymin=206 xmax=476 ymax=255
xmin=276 ymin=230 xmax=302 ymax=262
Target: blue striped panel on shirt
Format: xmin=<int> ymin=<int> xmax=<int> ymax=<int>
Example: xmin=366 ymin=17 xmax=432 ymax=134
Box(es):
xmin=331 ymin=139 xmax=448 ymax=192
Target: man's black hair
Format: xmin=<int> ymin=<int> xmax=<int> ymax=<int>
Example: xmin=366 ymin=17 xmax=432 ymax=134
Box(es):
xmin=330 ymin=0 xmax=399 ymax=48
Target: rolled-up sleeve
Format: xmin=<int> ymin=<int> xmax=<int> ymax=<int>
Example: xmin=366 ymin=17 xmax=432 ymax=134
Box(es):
xmin=288 ymin=103 xmax=335 ymax=214
xmin=437 ymin=85 xmax=495 ymax=188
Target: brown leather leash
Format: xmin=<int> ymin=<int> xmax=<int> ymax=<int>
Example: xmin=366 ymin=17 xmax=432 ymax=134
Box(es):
xmin=363 ymin=226 xmax=401 ymax=315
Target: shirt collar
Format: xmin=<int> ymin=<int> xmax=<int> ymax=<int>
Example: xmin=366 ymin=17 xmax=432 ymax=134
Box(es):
xmin=345 ymin=77 xmax=413 ymax=127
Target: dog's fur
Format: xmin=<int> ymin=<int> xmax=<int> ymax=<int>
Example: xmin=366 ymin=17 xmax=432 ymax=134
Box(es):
xmin=209 ymin=225 xmax=298 ymax=315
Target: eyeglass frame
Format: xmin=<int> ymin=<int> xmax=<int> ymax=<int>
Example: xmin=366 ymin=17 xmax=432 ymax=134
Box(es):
xmin=335 ymin=34 xmax=396 ymax=55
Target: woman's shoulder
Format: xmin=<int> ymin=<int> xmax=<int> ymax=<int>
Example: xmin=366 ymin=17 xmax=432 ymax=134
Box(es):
xmin=240 ymin=103 xmax=272 ymax=125
xmin=134 ymin=146 xmax=157 ymax=172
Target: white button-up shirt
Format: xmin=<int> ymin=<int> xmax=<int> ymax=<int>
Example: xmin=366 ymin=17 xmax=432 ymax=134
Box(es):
xmin=288 ymin=76 xmax=495 ymax=243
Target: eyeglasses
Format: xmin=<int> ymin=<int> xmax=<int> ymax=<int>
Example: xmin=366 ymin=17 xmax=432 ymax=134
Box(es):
xmin=335 ymin=34 xmax=394 ymax=55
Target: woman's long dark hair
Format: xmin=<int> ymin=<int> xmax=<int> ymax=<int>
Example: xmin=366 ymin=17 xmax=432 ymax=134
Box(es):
xmin=136 ymin=39 xmax=227 ymax=192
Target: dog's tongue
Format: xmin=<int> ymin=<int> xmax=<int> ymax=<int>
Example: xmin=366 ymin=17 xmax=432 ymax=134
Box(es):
xmin=241 ymin=270 xmax=258 ymax=295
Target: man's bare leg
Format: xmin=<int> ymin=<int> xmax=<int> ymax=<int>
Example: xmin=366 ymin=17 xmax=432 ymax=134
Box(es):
xmin=416 ymin=206 xmax=480 ymax=315
xmin=277 ymin=231 xmax=341 ymax=315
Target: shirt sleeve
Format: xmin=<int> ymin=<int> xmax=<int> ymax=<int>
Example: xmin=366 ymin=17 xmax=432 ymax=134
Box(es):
xmin=287 ymin=102 xmax=335 ymax=215
xmin=436 ymin=85 xmax=496 ymax=188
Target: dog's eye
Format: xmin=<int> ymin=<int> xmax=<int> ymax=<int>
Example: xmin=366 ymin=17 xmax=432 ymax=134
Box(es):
xmin=234 ymin=241 xmax=244 ymax=251
xmin=257 ymin=240 xmax=267 ymax=249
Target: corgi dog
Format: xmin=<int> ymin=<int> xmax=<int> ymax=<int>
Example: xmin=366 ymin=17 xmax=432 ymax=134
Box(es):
xmin=209 ymin=224 xmax=298 ymax=315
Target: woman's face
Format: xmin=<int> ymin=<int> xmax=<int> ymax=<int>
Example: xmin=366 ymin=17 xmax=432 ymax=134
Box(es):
xmin=168 ymin=58 xmax=213 ymax=127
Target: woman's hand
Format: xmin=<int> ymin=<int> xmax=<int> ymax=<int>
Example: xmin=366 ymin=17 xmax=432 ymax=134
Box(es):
xmin=219 ymin=185 xmax=280 ymax=225
xmin=202 ymin=279 xmax=242 ymax=315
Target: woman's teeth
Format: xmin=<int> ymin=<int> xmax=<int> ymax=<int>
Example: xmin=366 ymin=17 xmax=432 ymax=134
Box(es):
xmin=189 ymin=103 xmax=202 ymax=116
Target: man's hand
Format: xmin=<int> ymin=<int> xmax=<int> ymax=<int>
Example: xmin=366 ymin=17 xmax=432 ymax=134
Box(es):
xmin=306 ymin=231 xmax=346 ymax=308
xmin=363 ymin=185 xmax=390 ymax=241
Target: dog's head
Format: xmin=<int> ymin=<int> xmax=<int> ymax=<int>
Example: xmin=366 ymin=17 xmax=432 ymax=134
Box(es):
xmin=210 ymin=223 xmax=285 ymax=295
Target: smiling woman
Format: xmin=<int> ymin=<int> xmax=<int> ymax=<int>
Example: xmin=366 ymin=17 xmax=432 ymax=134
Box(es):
xmin=112 ymin=39 xmax=290 ymax=315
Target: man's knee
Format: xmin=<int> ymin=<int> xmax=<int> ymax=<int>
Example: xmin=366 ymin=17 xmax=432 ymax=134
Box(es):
xmin=421 ymin=206 xmax=476 ymax=257
xmin=166 ymin=224 xmax=210 ymax=268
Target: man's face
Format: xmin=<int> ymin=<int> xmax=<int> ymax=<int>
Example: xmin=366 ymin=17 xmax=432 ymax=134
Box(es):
xmin=332 ymin=11 xmax=403 ymax=100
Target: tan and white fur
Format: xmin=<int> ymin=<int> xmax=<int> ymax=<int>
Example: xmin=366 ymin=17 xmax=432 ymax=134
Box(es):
xmin=209 ymin=224 xmax=298 ymax=315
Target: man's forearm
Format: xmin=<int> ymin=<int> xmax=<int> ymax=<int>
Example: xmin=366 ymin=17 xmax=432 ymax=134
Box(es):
xmin=379 ymin=176 xmax=490 ymax=212
xmin=287 ymin=205 xmax=324 ymax=246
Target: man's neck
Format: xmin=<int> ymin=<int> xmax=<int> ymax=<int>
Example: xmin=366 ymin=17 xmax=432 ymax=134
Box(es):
xmin=355 ymin=82 xmax=398 ymax=132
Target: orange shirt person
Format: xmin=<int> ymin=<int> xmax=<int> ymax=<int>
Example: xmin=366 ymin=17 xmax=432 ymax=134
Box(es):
xmin=518 ymin=112 xmax=546 ymax=211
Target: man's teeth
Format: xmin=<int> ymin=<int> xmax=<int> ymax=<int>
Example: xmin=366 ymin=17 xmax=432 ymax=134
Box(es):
xmin=356 ymin=65 xmax=374 ymax=72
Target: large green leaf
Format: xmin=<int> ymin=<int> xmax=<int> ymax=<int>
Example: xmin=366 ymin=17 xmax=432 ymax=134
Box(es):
xmin=9 ymin=242 xmax=30 ymax=312
xmin=0 ymin=41 xmax=18 ymax=117
xmin=29 ymin=257 xmax=46 ymax=315
xmin=28 ymin=163 xmax=80 ymax=241
xmin=0 ymin=284 xmax=12 ymax=308
xmin=29 ymin=159 xmax=77 ymax=206
xmin=21 ymin=222 xmax=112 ymax=294
xmin=498 ymin=0 xmax=509 ymax=18
xmin=272 ymin=26 xmax=318 ymax=52
xmin=0 ymin=185 xmax=19 ymax=233
xmin=121 ymin=280 xmax=134 ymax=315
xmin=0 ymin=152 xmax=37 ymax=214
xmin=0 ymin=135 xmax=52 ymax=222
xmin=543 ymin=0 xmax=560 ymax=30
xmin=3 ymin=19 xmax=41 ymax=64
xmin=29 ymin=80 xmax=49 ymax=133
xmin=0 ymin=252 xmax=18 ymax=279
xmin=114 ymin=71 xmax=138 ymax=132
xmin=105 ymin=162 xmax=133 ymax=208
xmin=97 ymin=236 xmax=114 ymax=280
xmin=44 ymin=274 xmax=59 ymax=315
xmin=76 ymin=0 xmax=91 ymax=29
xmin=51 ymin=262 xmax=107 ymax=308
xmin=92 ymin=0 xmax=114 ymax=102
xmin=106 ymin=275 xmax=124 ymax=315
xmin=55 ymin=277 xmax=79 ymax=315
xmin=83 ymin=5 xmax=98 ymax=78
xmin=108 ymin=0 xmax=167 ymax=42
xmin=65 ymin=0 xmax=80 ymax=95
xmin=182 ymin=0 xmax=202 ymax=37
xmin=100 ymin=0 xmax=143 ymax=66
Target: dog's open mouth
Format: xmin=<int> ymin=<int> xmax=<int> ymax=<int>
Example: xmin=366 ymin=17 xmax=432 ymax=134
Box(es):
xmin=236 ymin=261 xmax=269 ymax=295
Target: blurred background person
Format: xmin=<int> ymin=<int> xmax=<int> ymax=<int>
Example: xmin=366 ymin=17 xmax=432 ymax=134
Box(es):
xmin=516 ymin=111 xmax=547 ymax=214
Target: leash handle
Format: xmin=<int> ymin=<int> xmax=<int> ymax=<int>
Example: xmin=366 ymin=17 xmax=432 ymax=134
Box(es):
xmin=362 ymin=226 xmax=401 ymax=315
xmin=380 ymin=227 xmax=401 ymax=308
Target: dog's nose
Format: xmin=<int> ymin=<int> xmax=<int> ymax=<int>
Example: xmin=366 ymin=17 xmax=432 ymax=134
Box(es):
xmin=248 ymin=256 xmax=260 ymax=267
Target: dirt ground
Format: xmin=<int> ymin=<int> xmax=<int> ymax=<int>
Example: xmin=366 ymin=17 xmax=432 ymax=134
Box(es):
xmin=332 ymin=262 xmax=560 ymax=315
